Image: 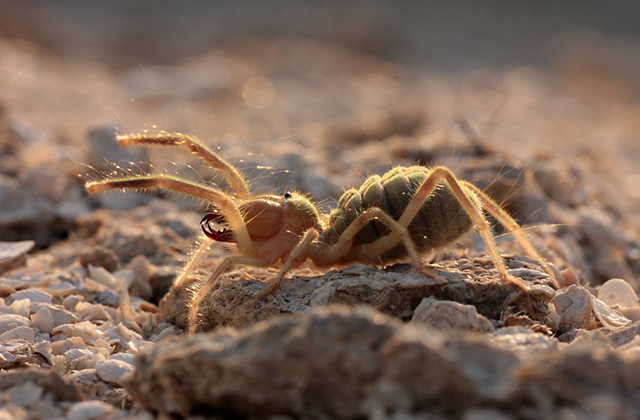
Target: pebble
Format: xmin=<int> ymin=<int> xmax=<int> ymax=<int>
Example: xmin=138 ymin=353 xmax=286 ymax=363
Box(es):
xmin=79 ymin=246 xmax=121 ymax=273
xmin=550 ymin=285 xmax=598 ymax=333
xmin=410 ymin=296 xmax=495 ymax=333
xmin=51 ymin=321 xmax=107 ymax=345
xmin=95 ymin=358 xmax=135 ymax=386
xmin=88 ymin=264 xmax=122 ymax=290
xmin=0 ymin=276 xmax=47 ymax=294
xmin=11 ymin=288 xmax=52 ymax=304
xmin=0 ymin=340 xmax=36 ymax=368
xmin=8 ymin=298 xmax=30 ymax=317
xmin=31 ymin=302 xmax=79 ymax=326
xmin=0 ymin=240 xmax=35 ymax=273
xmin=598 ymin=278 xmax=639 ymax=309
xmin=102 ymin=323 xmax=143 ymax=349
xmin=0 ymin=325 xmax=35 ymax=342
xmin=0 ymin=313 xmax=30 ymax=334
xmin=44 ymin=280 xmax=77 ymax=297
xmin=66 ymin=400 xmax=113 ymax=420
xmin=109 ymin=352 xmax=136 ymax=364
xmin=6 ymin=381 xmax=44 ymax=406
xmin=62 ymin=295 xmax=82 ymax=311
xmin=31 ymin=306 xmax=56 ymax=334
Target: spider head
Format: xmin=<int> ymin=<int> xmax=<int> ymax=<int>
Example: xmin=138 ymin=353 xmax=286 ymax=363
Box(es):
xmin=200 ymin=192 xmax=319 ymax=244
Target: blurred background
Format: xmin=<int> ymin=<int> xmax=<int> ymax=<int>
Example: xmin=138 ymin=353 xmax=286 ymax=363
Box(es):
xmin=3 ymin=1 xmax=640 ymax=72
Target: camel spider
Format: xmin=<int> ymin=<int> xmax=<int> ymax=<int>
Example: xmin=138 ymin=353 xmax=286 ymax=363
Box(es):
xmin=86 ymin=131 xmax=560 ymax=334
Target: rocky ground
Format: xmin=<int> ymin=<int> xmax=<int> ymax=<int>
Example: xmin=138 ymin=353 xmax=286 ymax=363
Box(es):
xmin=1 ymin=27 xmax=640 ymax=420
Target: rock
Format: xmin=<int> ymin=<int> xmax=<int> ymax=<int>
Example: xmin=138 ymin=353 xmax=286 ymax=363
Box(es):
xmin=0 ymin=240 xmax=34 ymax=273
xmin=0 ymin=340 xmax=37 ymax=368
xmin=550 ymin=284 xmax=598 ymax=333
xmin=0 ymin=326 xmax=35 ymax=343
xmin=30 ymin=302 xmax=79 ymax=327
xmin=66 ymin=400 xmax=113 ymax=420
xmin=410 ymin=296 xmax=495 ymax=333
xmin=128 ymin=304 xmax=640 ymax=419
xmin=0 ymin=166 xmax=79 ymax=247
xmin=0 ymin=368 xmax=83 ymax=402
xmin=5 ymin=381 xmax=44 ymax=407
xmin=95 ymin=358 xmax=134 ymax=387
xmin=30 ymin=307 xmax=55 ymax=334
xmin=87 ymin=264 xmax=122 ymax=290
xmin=66 ymin=369 xmax=132 ymax=407
xmin=0 ymin=314 xmax=30 ymax=334
xmin=187 ymin=256 xmax=557 ymax=332
xmin=11 ymin=288 xmax=52 ymax=304
xmin=128 ymin=305 xmax=477 ymax=418
xmin=79 ymin=246 xmax=121 ymax=272
xmin=128 ymin=255 xmax=154 ymax=300
xmin=490 ymin=327 xmax=558 ymax=359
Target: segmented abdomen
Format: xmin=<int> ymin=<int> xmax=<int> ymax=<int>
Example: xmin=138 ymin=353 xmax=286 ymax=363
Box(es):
xmin=323 ymin=166 xmax=476 ymax=262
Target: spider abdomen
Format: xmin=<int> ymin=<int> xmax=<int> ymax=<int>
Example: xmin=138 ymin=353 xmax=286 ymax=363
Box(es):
xmin=323 ymin=166 xmax=477 ymax=262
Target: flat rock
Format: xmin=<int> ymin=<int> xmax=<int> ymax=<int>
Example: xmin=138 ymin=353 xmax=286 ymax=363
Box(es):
xmin=179 ymin=256 xmax=558 ymax=332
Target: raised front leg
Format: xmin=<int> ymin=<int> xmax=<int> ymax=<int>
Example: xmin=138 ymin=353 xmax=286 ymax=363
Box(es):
xmin=86 ymin=174 xmax=258 ymax=258
xmin=116 ymin=132 xmax=251 ymax=199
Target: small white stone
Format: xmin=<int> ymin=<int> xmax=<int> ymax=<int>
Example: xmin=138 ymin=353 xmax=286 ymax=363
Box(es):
xmin=51 ymin=320 xmax=106 ymax=345
xmin=12 ymin=288 xmax=52 ymax=304
xmin=88 ymin=264 xmax=122 ymax=290
xmin=598 ymin=278 xmax=639 ymax=309
xmin=0 ymin=240 xmax=35 ymax=273
xmin=0 ymin=325 xmax=35 ymax=343
xmin=0 ymin=313 xmax=30 ymax=334
xmin=62 ymin=295 xmax=82 ymax=311
xmin=410 ymin=296 xmax=495 ymax=333
xmin=44 ymin=280 xmax=77 ymax=296
xmin=66 ymin=400 xmax=113 ymax=420
xmin=95 ymin=358 xmax=134 ymax=386
xmin=109 ymin=352 xmax=136 ymax=365
xmin=6 ymin=381 xmax=44 ymax=406
xmin=130 ymin=255 xmax=153 ymax=282
xmin=8 ymin=298 xmax=30 ymax=318
xmin=31 ymin=306 xmax=55 ymax=334
xmin=31 ymin=302 xmax=79 ymax=327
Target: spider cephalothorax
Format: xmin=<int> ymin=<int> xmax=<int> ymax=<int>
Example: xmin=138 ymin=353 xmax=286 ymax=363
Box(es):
xmin=86 ymin=131 xmax=560 ymax=334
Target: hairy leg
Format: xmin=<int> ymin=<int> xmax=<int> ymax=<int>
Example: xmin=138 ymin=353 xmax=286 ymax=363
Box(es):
xmin=254 ymin=228 xmax=320 ymax=300
xmin=465 ymin=181 xmax=560 ymax=287
xmin=86 ymin=174 xmax=258 ymax=257
xmin=173 ymin=237 xmax=212 ymax=290
xmin=117 ymin=132 xmax=251 ymax=199
xmin=310 ymin=207 xmax=447 ymax=283
xmin=396 ymin=166 xmax=550 ymax=295
xmin=189 ymin=256 xmax=272 ymax=334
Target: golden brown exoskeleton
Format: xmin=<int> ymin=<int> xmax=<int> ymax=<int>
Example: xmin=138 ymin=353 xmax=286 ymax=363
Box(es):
xmin=86 ymin=132 xmax=560 ymax=334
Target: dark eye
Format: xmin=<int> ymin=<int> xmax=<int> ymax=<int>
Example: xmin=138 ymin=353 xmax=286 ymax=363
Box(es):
xmin=284 ymin=192 xmax=292 ymax=199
